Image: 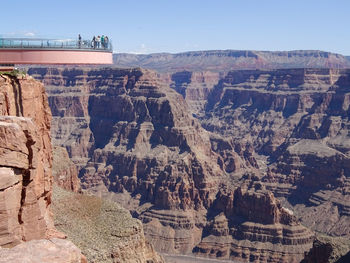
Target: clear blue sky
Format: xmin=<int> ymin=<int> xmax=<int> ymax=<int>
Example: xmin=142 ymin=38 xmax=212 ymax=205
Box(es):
xmin=2 ymin=0 xmax=350 ymax=55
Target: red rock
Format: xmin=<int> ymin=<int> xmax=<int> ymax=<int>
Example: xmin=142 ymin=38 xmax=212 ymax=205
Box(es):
xmin=0 ymin=74 xmax=55 ymax=247
xmin=52 ymin=146 xmax=81 ymax=192
xmin=0 ymin=238 xmax=86 ymax=263
xmin=194 ymin=183 xmax=314 ymax=262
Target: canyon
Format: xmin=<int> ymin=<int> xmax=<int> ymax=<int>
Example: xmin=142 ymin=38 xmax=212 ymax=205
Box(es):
xmin=26 ymin=62 xmax=350 ymax=262
xmin=114 ymin=50 xmax=350 ymax=73
xmin=0 ymin=71 xmax=163 ymax=263
xmin=0 ymin=72 xmax=86 ymax=262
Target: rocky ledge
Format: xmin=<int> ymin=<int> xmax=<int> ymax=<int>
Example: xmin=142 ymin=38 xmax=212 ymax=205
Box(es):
xmin=0 ymin=238 xmax=87 ymax=263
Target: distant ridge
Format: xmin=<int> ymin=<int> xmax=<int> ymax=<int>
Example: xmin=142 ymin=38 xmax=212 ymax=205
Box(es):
xmin=114 ymin=50 xmax=350 ymax=72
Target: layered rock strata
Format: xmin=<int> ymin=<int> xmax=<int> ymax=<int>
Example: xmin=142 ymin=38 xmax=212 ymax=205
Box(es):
xmin=201 ymin=68 xmax=350 ymax=237
xmin=52 ymin=146 xmax=81 ymax=192
xmin=194 ymin=181 xmax=314 ymax=263
xmin=114 ymin=50 xmax=350 ymax=73
xmin=161 ymin=71 xmax=221 ymax=116
xmin=30 ymin=67 xmax=233 ymax=253
xmin=0 ymin=72 xmax=87 ymax=262
xmin=28 ymin=67 xmax=318 ymax=261
xmin=0 ymin=73 xmax=54 ymax=247
xmin=301 ymin=235 xmax=350 ymax=263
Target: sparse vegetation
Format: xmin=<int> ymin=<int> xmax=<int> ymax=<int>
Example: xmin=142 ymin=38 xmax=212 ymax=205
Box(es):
xmin=0 ymin=69 xmax=27 ymax=78
xmin=52 ymin=185 xmax=141 ymax=263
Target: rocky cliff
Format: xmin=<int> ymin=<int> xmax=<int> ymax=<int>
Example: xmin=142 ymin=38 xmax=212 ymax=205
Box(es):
xmin=114 ymin=50 xmax=350 ymax=73
xmin=28 ymin=67 xmax=316 ymax=262
xmin=194 ymin=181 xmax=314 ymax=263
xmin=200 ymin=68 xmax=350 ymax=238
xmin=0 ymin=72 xmax=86 ymax=262
xmin=301 ymin=235 xmax=350 ymax=263
xmin=0 ymin=73 xmax=54 ymax=246
xmin=29 ymin=67 xmax=230 ymax=253
xmin=160 ymin=71 xmax=222 ymax=116
xmin=52 ymin=146 xmax=81 ymax=192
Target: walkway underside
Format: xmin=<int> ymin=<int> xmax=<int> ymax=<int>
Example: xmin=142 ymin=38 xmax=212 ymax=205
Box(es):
xmin=0 ymin=49 xmax=112 ymax=64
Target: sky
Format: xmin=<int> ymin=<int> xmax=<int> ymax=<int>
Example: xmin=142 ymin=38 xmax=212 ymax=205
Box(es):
xmin=2 ymin=0 xmax=350 ymax=55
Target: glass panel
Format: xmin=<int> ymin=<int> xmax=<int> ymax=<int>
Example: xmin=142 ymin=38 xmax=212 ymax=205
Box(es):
xmin=0 ymin=38 xmax=113 ymax=52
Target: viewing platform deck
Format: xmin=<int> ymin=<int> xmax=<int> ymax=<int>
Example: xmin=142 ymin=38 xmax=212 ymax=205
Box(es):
xmin=0 ymin=38 xmax=113 ymax=65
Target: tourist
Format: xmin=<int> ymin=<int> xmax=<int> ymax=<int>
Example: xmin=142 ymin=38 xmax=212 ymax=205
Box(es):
xmin=104 ymin=36 xmax=109 ymax=49
xmin=96 ymin=35 xmax=101 ymax=48
xmin=101 ymin=35 xmax=105 ymax=48
xmin=92 ymin=36 xmax=96 ymax=49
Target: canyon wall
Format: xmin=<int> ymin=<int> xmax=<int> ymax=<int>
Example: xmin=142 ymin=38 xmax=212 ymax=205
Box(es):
xmin=199 ymin=68 xmax=350 ymax=238
xmin=52 ymin=146 xmax=81 ymax=192
xmin=0 ymin=72 xmax=86 ymax=262
xmin=0 ymin=71 xmax=163 ymax=263
xmin=28 ymin=67 xmax=317 ymax=262
xmin=114 ymin=50 xmax=350 ymax=73
xmin=0 ymin=73 xmax=54 ymax=246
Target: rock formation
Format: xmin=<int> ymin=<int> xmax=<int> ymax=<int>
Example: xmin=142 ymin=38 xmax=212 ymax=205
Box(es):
xmin=301 ymin=235 xmax=350 ymax=263
xmin=114 ymin=50 xmax=350 ymax=73
xmin=0 ymin=238 xmax=87 ymax=263
xmin=200 ymin=68 xmax=350 ymax=238
xmin=52 ymin=146 xmax=81 ymax=192
xmin=194 ymin=181 xmax=314 ymax=263
xmin=161 ymin=71 xmax=222 ymax=116
xmin=0 ymin=72 xmax=86 ymax=262
xmin=28 ymin=67 xmax=318 ymax=262
xmin=30 ymin=67 xmax=232 ymax=253
xmin=0 ymin=73 xmax=54 ymax=246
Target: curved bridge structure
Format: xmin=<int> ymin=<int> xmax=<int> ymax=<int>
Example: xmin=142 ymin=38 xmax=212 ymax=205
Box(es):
xmin=0 ymin=38 xmax=113 ymax=65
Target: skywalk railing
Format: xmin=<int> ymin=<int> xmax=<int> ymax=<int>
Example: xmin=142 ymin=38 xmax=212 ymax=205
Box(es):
xmin=0 ymin=38 xmax=113 ymax=52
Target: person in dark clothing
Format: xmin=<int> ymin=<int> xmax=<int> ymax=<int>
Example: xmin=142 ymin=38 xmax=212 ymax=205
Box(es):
xmin=78 ymin=34 xmax=82 ymax=48
xmin=92 ymin=36 xmax=96 ymax=49
xmin=104 ymin=36 xmax=109 ymax=49
xmin=101 ymin=35 xmax=105 ymax=48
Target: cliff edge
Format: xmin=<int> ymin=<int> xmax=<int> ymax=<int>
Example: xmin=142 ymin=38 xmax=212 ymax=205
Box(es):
xmin=0 ymin=72 xmax=86 ymax=262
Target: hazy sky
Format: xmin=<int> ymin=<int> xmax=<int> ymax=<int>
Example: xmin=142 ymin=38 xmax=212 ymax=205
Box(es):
xmin=2 ymin=0 xmax=350 ymax=55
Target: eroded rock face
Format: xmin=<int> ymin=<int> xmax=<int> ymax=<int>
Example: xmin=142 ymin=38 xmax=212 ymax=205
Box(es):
xmin=52 ymin=146 xmax=81 ymax=192
xmin=0 ymin=74 xmax=54 ymax=247
xmin=301 ymin=236 xmax=350 ymax=263
xmin=194 ymin=181 xmax=314 ymax=263
xmin=200 ymin=68 xmax=350 ymax=238
xmin=28 ymin=67 xmax=317 ymax=261
xmin=29 ymin=68 xmax=259 ymax=253
xmin=160 ymin=71 xmax=222 ymax=116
